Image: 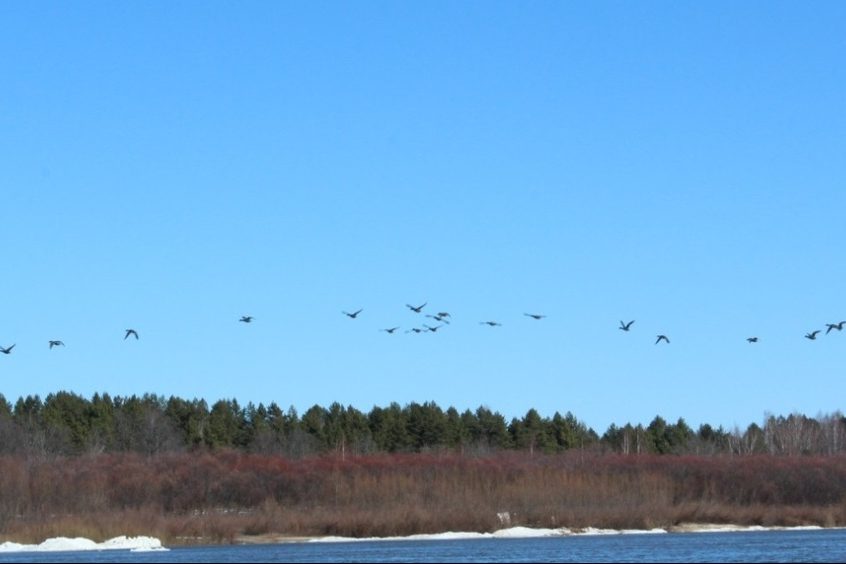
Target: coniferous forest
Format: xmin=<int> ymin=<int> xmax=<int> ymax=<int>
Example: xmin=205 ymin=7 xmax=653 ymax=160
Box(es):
xmin=3 ymin=391 xmax=845 ymax=457
xmin=2 ymin=391 xmax=846 ymax=544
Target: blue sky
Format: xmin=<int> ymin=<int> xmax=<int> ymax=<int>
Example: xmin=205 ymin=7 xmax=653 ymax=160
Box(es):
xmin=2 ymin=2 xmax=845 ymax=433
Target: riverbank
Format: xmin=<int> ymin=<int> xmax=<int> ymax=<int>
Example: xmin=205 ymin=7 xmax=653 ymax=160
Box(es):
xmin=2 ymin=451 xmax=845 ymax=546
xmin=1 ymin=524 xmax=839 ymax=553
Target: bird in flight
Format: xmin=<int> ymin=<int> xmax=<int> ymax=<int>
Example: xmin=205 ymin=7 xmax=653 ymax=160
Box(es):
xmin=49 ymin=340 xmax=65 ymax=349
xmin=239 ymin=316 xmax=254 ymax=323
xmin=381 ymin=327 xmax=400 ymax=334
xmin=424 ymin=324 xmax=443 ymax=332
xmin=655 ymin=335 xmax=670 ymax=344
xmin=825 ymin=321 xmax=845 ymax=334
xmin=342 ymin=309 xmax=363 ymax=319
xmin=426 ymin=314 xmax=450 ymax=324
xmin=524 ymin=313 xmax=546 ymax=320
xmin=406 ymin=327 xmax=424 ymax=334
xmin=480 ymin=321 xmax=502 ymax=327
xmin=0 ymin=344 xmax=15 ymax=354
xmin=805 ymin=331 xmax=821 ymax=340
xmin=125 ymin=329 xmax=139 ymax=340
xmin=746 ymin=337 xmax=758 ymax=343
xmin=406 ymin=302 xmax=427 ymax=313
xmin=619 ymin=320 xmax=635 ymax=332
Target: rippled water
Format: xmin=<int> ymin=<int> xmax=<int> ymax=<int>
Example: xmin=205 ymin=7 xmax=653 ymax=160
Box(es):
xmin=1 ymin=529 xmax=844 ymax=563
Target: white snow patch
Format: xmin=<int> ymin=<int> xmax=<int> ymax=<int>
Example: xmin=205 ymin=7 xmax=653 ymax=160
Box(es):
xmin=681 ymin=524 xmax=824 ymax=534
xmin=308 ymin=524 xmax=834 ymax=544
xmin=0 ymin=535 xmax=167 ymax=553
xmin=491 ymin=526 xmax=563 ymax=538
xmin=309 ymin=526 xmax=667 ymax=543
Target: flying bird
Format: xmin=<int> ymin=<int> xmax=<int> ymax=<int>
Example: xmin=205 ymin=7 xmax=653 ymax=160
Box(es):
xmin=0 ymin=344 xmax=15 ymax=354
xmin=655 ymin=335 xmax=670 ymax=344
xmin=426 ymin=314 xmax=450 ymax=324
xmin=406 ymin=328 xmax=425 ymax=334
xmin=524 ymin=313 xmax=546 ymax=320
xmin=424 ymin=324 xmax=443 ymax=332
xmin=747 ymin=337 xmax=758 ymax=343
xmin=825 ymin=321 xmax=846 ymax=334
xmin=239 ymin=316 xmax=254 ymax=323
xmin=480 ymin=321 xmax=502 ymax=327
xmin=342 ymin=309 xmax=363 ymax=319
xmin=619 ymin=320 xmax=635 ymax=332
xmin=805 ymin=331 xmax=821 ymax=340
xmin=124 ymin=329 xmax=139 ymax=340
xmin=406 ymin=302 xmax=427 ymax=313
xmin=381 ymin=327 xmax=400 ymax=334
xmin=49 ymin=340 xmax=65 ymax=349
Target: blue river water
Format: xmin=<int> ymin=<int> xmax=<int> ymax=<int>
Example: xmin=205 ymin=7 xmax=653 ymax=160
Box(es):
xmin=0 ymin=529 xmax=844 ymax=563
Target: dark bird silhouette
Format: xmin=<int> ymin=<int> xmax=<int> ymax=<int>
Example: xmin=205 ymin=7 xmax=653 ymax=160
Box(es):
xmin=0 ymin=344 xmax=15 ymax=354
xmin=655 ymin=335 xmax=670 ymax=344
xmin=239 ymin=316 xmax=254 ymax=323
xmin=524 ymin=313 xmax=546 ymax=320
xmin=426 ymin=314 xmax=450 ymax=324
xmin=405 ymin=327 xmax=424 ymax=334
xmin=805 ymin=330 xmax=821 ymax=340
xmin=49 ymin=340 xmax=65 ymax=349
xmin=619 ymin=320 xmax=635 ymax=332
xmin=381 ymin=327 xmax=400 ymax=334
xmin=825 ymin=321 xmax=846 ymax=334
xmin=437 ymin=312 xmax=451 ymax=318
xmin=125 ymin=329 xmax=139 ymax=340
xmin=480 ymin=321 xmax=502 ymax=327
xmin=747 ymin=337 xmax=758 ymax=343
xmin=342 ymin=309 xmax=363 ymax=319
xmin=406 ymin=302 xmax=427 ymax=313
xmin=424 ymin=324 xmax=443 ymax=332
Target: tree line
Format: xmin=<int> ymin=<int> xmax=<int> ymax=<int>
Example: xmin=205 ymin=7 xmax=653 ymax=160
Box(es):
xmin=0 ymin=391 xmax=843 ymax=457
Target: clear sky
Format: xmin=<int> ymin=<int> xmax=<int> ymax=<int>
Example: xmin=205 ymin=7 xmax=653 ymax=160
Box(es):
xmin=2 ymin=2 xmax=845 ymax=433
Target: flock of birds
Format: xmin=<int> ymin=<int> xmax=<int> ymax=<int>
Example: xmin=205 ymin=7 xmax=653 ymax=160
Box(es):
xmin=342 ymin=303 xmax=846 ymax=346
xmin=1 ymin=307 xmax=844 ymax=355
xmin=344 ymin=302 xmax=546 ymax=334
